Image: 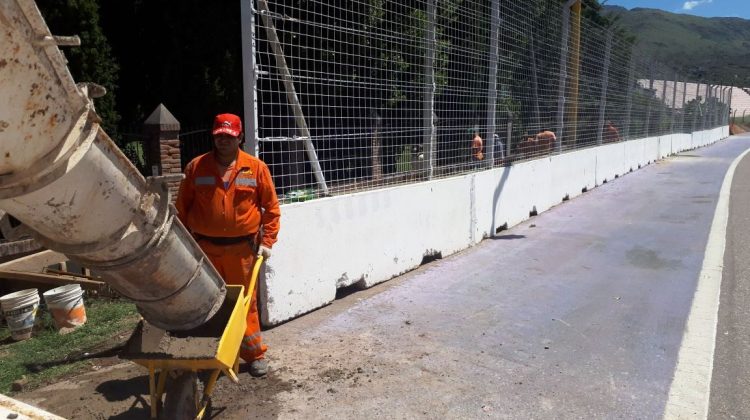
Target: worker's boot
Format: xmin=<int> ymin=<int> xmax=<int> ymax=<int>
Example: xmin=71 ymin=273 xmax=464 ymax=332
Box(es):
xmin=249 ymin=359 xmax=268 ymax=377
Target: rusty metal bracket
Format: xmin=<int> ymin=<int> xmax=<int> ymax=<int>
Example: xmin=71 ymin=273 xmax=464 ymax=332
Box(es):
xmin=35 ymin=35 xmax=81 ymax=47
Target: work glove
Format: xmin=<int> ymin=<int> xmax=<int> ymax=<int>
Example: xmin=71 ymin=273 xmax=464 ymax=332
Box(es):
xmin=257 ymin=245 xmax=272 ymax=259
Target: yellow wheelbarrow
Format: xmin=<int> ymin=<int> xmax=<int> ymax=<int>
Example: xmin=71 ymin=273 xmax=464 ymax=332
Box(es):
xmin=121 ymin=256 xmax=264 ymax=419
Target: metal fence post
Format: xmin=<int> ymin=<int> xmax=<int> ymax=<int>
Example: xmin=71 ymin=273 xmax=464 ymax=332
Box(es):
xmin=703 ymin=84 xmax=710 ymax=130
xmin=680 ymin=79 xmax=687 ymax=132
xmin=623 ymin=54 xmax=635 ymax=140
xmin=645 ymin=68 xmax=654 ymax=137
xmin=423 ymin=0 xmax=437 ymax=178
xmin=693 ymin=82 xmax=701 ymax=132
xmin=567 ymin=0 xmax=582 ymax=148
xmin=555 ymin=0 xmax=578 ymax=152
xmin=715 ymin=86 xmax=721 ymax=127
xmin=728 ymin=87 xmax=734 ymax=125
xmin=717 ymin=86 xmax=722 ymax=127
xmin=596 ymin=30 xmax=613 ymax=145
xmin=506 ymin=111 xmax=513 ymax=159
xmin=240 ymin=0 xmax=259 ymax=156
xmin=712 ymin=85 xmax=718 ymax=128
xmin=484 ymin=0 xmax=500 ymax=168
xmin=257 ymin=0 xmax=329 ymax=195
xmin=669 ymin=73 xmax=677 ymax=134
xmin=725 ymin=87 xmax=730 ymax=125
xmin=530 ymin=31 xmax=541 ymax=127
xmin=660 ymin=75 xmax=667 ymax=135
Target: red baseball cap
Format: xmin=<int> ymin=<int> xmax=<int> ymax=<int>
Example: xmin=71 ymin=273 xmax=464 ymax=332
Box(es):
xmin=212 ymin=113 xmax=242 ymax=137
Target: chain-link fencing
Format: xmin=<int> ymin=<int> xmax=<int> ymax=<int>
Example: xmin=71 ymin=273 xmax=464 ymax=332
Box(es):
xmin=247 ymin=0 xmax=732 ymax=201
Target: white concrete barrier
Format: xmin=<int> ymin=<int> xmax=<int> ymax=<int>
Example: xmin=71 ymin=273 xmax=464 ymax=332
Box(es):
xmin=261 ymin=127 xmax=729 ymax=326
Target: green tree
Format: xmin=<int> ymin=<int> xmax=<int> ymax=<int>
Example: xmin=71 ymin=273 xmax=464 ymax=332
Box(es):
xmin=98 ymin=0 xmax=244 ymax=129
xmin=37 ymin=0 xmax=121 ymax=137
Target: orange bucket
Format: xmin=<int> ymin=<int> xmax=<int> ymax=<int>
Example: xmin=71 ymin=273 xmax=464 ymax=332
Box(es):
xmin=42 ymin=284 xmax=87 ymax=329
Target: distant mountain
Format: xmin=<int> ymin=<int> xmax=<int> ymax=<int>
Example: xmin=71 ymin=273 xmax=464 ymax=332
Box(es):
xmin=602 ymin=6 xmax=750 ymax=87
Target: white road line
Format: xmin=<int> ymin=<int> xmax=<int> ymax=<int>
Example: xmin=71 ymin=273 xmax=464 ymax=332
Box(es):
xmin=663 ymin=147 xmax=750 ymax=420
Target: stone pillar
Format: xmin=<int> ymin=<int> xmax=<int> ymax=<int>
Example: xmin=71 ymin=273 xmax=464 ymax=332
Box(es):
xmin=144 ymin=104 xmax=182 ymax=202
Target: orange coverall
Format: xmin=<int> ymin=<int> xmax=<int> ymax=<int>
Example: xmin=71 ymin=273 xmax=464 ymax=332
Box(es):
xmin=604 ymin=123 xmax=621 ymax=143
xmin=535 ymin=130 xmax=557 ymax=143
xmin=472 ymin=134 xmax=484 ymax=161
xmin=176 ymin=149 xmax=280 ymax=362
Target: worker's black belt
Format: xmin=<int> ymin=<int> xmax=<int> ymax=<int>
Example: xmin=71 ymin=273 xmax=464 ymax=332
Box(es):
xmin=193 ymin=233 xmax=256 ymax=246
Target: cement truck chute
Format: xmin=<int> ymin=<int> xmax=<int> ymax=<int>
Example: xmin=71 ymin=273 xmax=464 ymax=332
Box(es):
xmin=0 ymin=0 xmax=227 ymax=330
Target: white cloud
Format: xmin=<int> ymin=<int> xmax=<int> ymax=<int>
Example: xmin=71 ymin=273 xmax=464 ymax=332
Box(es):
xmin=683 ymin=0 xmax=713 ymax=11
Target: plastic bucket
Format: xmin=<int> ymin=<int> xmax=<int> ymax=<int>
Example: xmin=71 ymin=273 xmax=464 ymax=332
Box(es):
xmin=42 ymin=284 xmax=87 ymax=329
xmin=0 ymin=289 xmax=40 ymax=341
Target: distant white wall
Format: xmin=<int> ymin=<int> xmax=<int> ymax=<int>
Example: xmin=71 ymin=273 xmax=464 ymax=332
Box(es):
xmin=260 ymin=127 xmax=728 ymax=326
xmin=637 ymin=81 xmax=748 ymax=116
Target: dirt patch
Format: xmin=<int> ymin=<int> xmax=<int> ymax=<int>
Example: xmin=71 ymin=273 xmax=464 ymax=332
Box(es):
xmin=731 ymin=123 xmax=746 ymax=135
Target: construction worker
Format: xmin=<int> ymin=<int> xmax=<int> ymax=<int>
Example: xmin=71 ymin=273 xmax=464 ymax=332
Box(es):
xmin=604 ymin=121 xmax=621 ymax=143
xmin=471 ymin=128 xmax=484 ymax=165
xmin=535 ymin=130 xmax=557 ymax=144
xmin=176 ymin=113 xmax=280 ymax=377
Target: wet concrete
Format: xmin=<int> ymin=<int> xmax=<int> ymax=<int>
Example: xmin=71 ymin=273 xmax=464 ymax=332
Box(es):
xmin=121 ymin=291 xmax=235 ymax=360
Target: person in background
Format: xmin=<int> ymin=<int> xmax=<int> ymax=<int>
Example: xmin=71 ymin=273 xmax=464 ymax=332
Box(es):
xmin=604 ymin=121 xmax=621 ymax=143
xmin=176 ymin=113 xmax=281 ymax=377
xmin=535 ymin=130 xmax=557 ymax=144
xmin=471 ymin=128 xmax=484 ymax=165
xmin=493 ymin=133 xmax=505 ymax=164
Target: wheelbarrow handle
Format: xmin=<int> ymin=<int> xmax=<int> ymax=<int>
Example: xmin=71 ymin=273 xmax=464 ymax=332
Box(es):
xmin=243 ymin=255 xmax=265 ymax=309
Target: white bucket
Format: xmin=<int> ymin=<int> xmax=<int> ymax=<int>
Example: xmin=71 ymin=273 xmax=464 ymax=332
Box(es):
xmin=42 ymin=284 xmax=86 ymax=329
xmin=0 ymin=289 xmax=40 ymax=341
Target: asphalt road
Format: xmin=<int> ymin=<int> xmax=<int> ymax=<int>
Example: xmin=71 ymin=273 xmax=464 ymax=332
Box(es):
xmin=709 ymin=133 xmax=750 ymax=420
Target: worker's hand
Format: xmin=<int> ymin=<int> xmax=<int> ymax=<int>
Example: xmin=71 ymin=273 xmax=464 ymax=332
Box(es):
xmin=257 ymin=245 xmax=272 ymax=259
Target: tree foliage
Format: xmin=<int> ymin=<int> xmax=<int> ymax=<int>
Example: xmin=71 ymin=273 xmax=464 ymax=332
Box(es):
xmin=37 ymin=0 xmax=120 ymax=136
xmin=37 ymin=0 xmax=646 ymax=174
xmin=98 ymin=0 xmax=244 ymax=129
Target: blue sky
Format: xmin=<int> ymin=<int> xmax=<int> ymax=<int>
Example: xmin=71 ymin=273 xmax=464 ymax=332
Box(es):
xmin=604 ymin=0 xmax=749 ymax=19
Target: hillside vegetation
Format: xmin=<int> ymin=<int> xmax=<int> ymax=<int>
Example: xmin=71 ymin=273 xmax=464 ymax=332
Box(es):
xmin=603 ymin=6 xmax=750 ymax=86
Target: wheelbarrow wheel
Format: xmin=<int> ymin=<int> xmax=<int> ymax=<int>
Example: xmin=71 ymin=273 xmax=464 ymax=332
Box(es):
xmin=162 ymin=371 xmax=199 ymax=419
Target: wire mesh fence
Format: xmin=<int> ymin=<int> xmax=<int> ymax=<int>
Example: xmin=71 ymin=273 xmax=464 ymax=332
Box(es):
xmin=246 ymin=0 xmax=732 ymax=201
